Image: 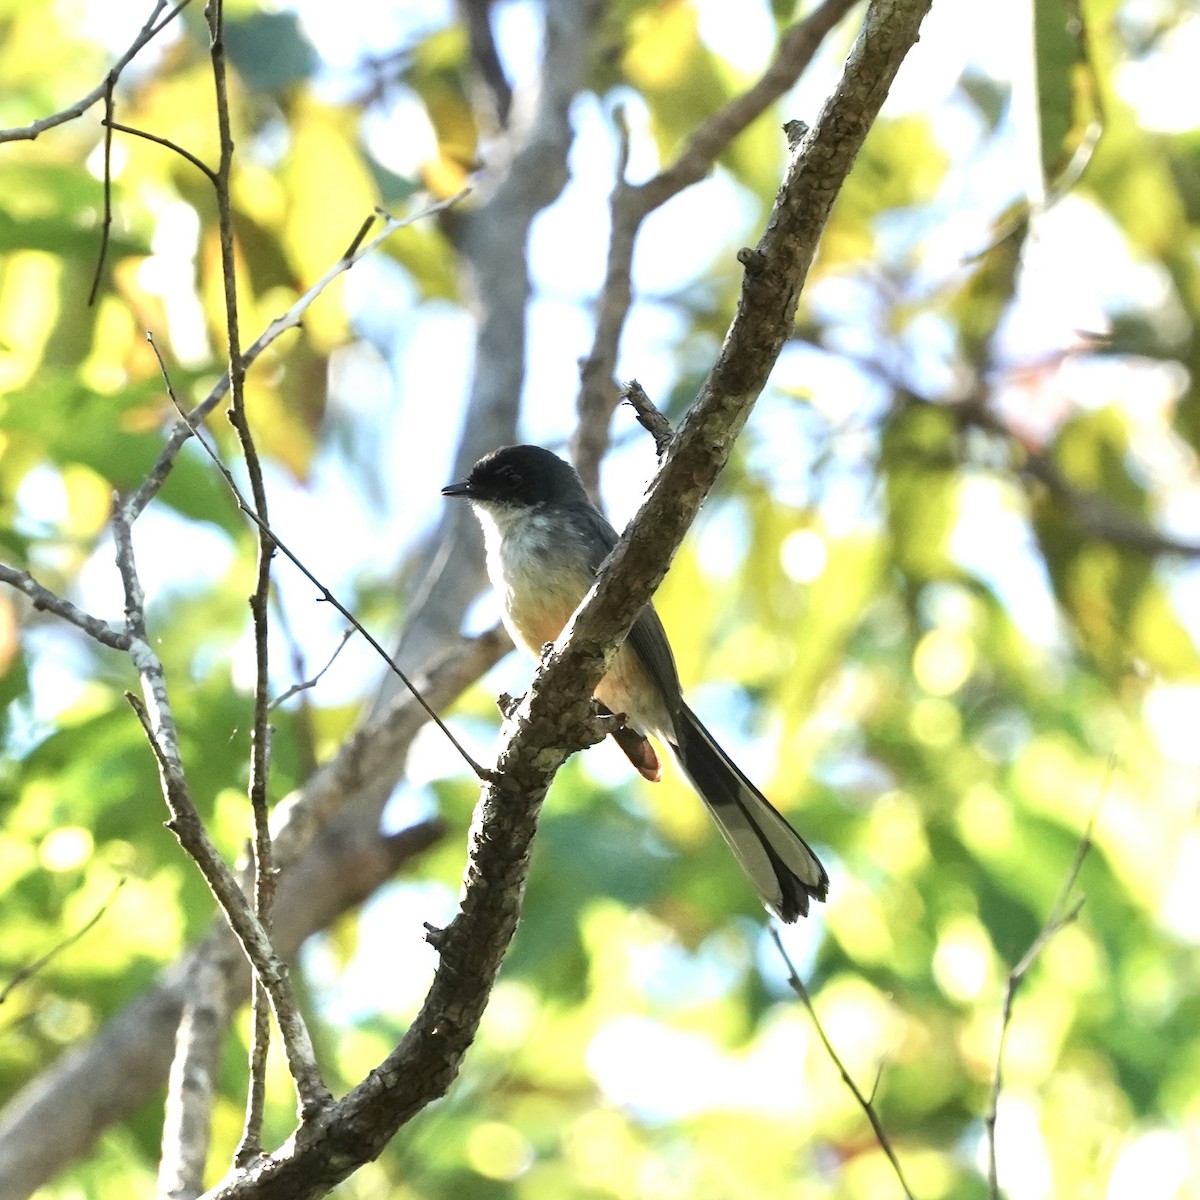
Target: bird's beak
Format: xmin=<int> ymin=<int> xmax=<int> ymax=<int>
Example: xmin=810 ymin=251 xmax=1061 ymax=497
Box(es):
xmin=441 ymin=479 xmax=472 ymax=498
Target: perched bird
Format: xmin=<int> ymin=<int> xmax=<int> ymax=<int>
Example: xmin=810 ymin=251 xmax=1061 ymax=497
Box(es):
xmin=442 ymin=444 xmax=828 ymax=921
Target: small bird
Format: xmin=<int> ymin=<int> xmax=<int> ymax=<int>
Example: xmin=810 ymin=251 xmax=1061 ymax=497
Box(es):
xmin=442 ymin=444 xmax=828 ymax=921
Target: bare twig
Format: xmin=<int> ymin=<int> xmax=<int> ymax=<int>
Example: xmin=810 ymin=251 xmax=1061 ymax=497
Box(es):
xmin=985 ymin=800 xmax=1099 ymax=1198
xmin=771 ymin=928 xmax=916 ymax=1200
xmin=202 ymin=0 xmax=286 ymax=1150
xmin=115 ymin=347 xmax=332 ymax=1126
xmin=103 ymin=119 xmax=218 ymax=183
xmin=0 ymin=881 xmax=124 ymax=1008
xmin=0 ymin=0 xmax=191 ymax=143
xmin=147 ymin=333 xmax=494 ymax=781
xmin=120 ymin=680 xmax=331 ymax=1123
xmin=619 ymin=380 xmax=673 ymax=457
xmin=87 ymin=75 xmax=116 ymax=306
xmin=0 ymin=563 xmax=131 ymax=649
xmin=125 ymin=191 xmax=468 ymax=526
xmin=571 ymin=0 xmax=861 ymax=493
xmin=270 ymin=626 xmax=356 ymax=712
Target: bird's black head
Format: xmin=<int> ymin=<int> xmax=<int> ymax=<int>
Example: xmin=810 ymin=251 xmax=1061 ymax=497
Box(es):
xmin=441 ymin=444 xmax=588 ymax=508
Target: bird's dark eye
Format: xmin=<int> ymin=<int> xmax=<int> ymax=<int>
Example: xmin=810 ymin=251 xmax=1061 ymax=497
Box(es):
xmin=497 ymin=467 xmax=521 ymax=488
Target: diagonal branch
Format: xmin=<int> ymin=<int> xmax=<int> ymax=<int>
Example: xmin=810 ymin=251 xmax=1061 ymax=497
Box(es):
xmin=770 ymin=928 xmax=916 ymax=1200
xmin=147 ymin=334 xmax=494 ymax=780
xmin=0 ymin=628 xmax=505 ymax=1200
xmin=572 ymin=0 xmax=861 ymax=493
xmin=0 ymin=564 xmax=131 ymax=650
xmin=0 ymin=0 xmax=191 ymax=143
xmin=193 ymin=4 xmax=932 ymax=1195
xmin=125 ymin=193 xmax=468 ymax=526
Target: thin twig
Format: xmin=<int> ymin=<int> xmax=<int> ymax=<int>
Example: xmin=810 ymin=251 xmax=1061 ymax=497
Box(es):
xmin=0 ymin=563 xmax=131 ymax=649
xmin=87 ymin=74 xmax=116 ymax=306
xmin=203 ymin=0 xmax=284 ymax=1149
xmin=0 ymin=881 xmax=124 ymax=1007
xmin=770 ymin=928 xmax=917 ymax=1200
xmin=985 ymin=795 xmax=1100 ymax=1198
xmin=120 ymin=683 xmax=332 ymax=1122
xmin=148 ymin=334 xmax=494 ymax=781
xmin=270 ymin=626 xmax=356 ymax=712
xmin=124 ymin=190 xmax=468 ymax=525
xmin=571 ymin=0 xmax=860 ymax=492
xmin=0 ymin=0 xmax=191 ymax=143
xmin=104 ymin=119 xmax=218 ymax=183
xmin=115 ymin=348 xmax=332 ymax=1130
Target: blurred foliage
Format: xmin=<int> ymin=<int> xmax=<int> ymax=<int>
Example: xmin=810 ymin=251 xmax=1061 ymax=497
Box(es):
xmin=3 ymin=1 xmax=1200 ymax=1199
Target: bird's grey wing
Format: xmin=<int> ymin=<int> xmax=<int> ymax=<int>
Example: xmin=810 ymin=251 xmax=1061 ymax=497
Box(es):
xmin=566 ymin=502 xmax=684 ymax=724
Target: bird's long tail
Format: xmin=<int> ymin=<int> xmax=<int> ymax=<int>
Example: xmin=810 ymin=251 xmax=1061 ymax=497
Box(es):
xmin=670 ymin=703 xmax=828 ymax=922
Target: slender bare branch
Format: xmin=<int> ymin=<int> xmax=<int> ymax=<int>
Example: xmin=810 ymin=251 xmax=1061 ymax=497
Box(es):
xmin=147 ymin=336 xmax=494 ymax=780
xmin=114 ymin=480 xmax=331 ymax=1124
xmin=985 ymin=800 xmax=1099 ymax=1198
xmin=104 ymin=119 xmax=218 ymax=183
xmin=270 ymin=627 xmax=355 ymax=713
xmin=0 ymin=563 xmax=131 ymax=649
xmin=199 ymin=0 xmax=293 ymax=1146
xmin=86 ymin=76 xmax=116 ymax=306
xmin=771 ymin=928 xmax=916 ymax=1200
xmin=0 ymin=882 xmax=124 ymax=1009
xmin=0 ymin=0 xmax=190 ymax=143
xmin=572 ymin=0 xmax=861 ymax=492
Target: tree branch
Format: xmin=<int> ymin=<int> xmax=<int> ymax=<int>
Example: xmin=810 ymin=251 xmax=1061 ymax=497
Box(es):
xmin=147 ymin=337 xmax=493 ymax=779
xmin=202 ymin=0 xmax=305 ymax=1147
xmin=571 ymin=0 xmax=861 ymax=493
xmin=113 ymin=489 xmax=330 ymax=1127
xmin=189 ymin=4 xmax=932 ymax=1195
xmin=985 ymin=800 xmax=1099 ymax=1198
xmin=157 ymin=956 xmax=230 ymax=1200
xmin=0 ymin=627 xmax=504 ymax=1200
xmin=0 ymin=564 xmax=131 ymax=650
xmin=770 ymin=928 xmax=916 ymax=1200
xmin=0 ymin=0 xmax=190 ymax=143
